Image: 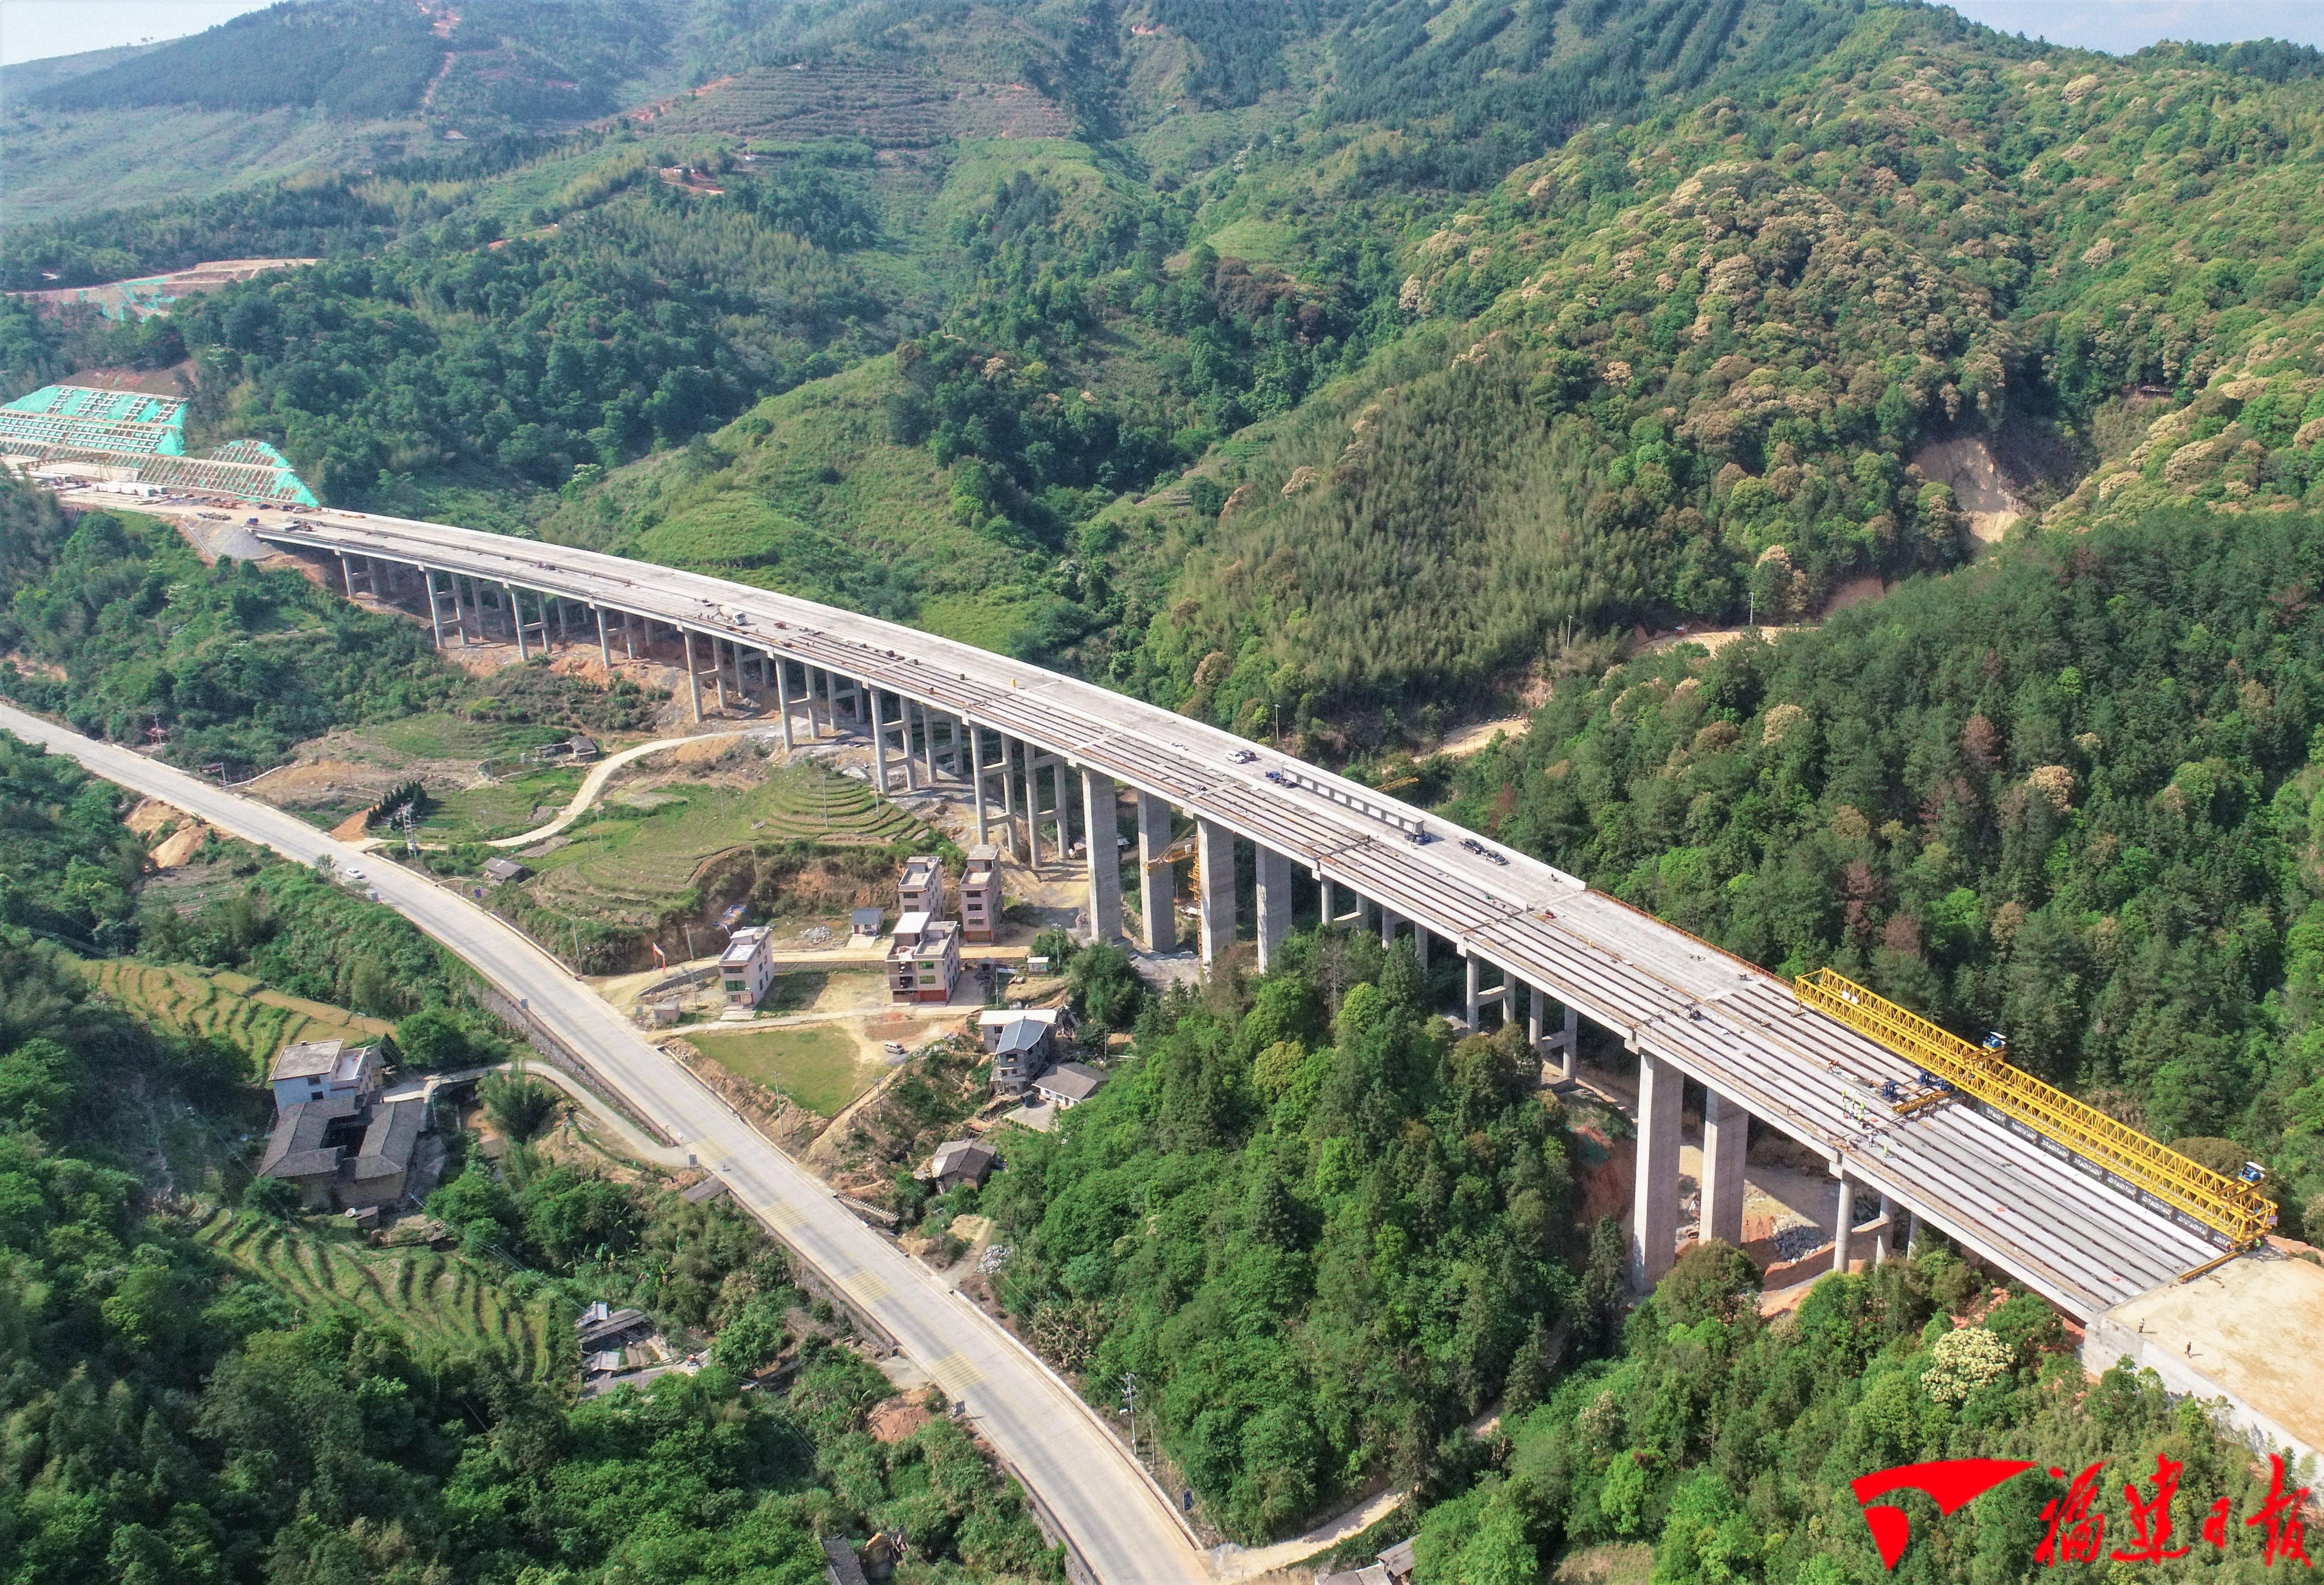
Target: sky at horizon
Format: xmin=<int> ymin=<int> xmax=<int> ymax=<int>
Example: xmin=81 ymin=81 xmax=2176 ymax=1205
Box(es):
xmin=2 ymin=0 xmax=2322 ymax=71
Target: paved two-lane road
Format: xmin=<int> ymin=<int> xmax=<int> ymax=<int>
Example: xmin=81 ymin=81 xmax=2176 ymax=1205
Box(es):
xmin=0 ymin=701 xmax=1209 ymax=1585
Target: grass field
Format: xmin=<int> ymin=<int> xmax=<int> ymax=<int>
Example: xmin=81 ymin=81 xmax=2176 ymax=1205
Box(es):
xmin=525 ymin=760 xmax=928 ymax=925
xmin=196 ymin=1207 xmax=566 ymax=1379
xmin=360 ymin=713 xmax=570 ymax=763
xmin=419 ymin=766 xmax=584 ymax=843
xmin=691 ymin=1023 xmax=872 ymax=1117
xmin=80 ymin=959 xmax=391 ymax=1070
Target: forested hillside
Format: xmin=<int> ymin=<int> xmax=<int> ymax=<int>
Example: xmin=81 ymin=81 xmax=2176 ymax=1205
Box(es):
xmin=1443 ymin=504 xmax=2324 ymax=1226
xmin=983 ymin=935 xmax=1598 ymax=1542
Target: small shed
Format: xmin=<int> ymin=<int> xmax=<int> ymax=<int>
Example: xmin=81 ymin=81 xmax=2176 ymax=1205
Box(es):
xmin=850 ymin=907 xmax=884 ymax=940
xmin=820 ymin=1538 xmax=870 ymax=1585
xmin=483 ymin=856 xmax=529 ymax=884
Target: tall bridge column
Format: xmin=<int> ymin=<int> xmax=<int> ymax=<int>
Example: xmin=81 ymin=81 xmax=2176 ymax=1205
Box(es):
xmin=1831 ymin=1171 xmax=1857 ymax=1272
xmin=595 ymin=607 xmax=611 ymax=670
xmin=1413 ymin=926 xmax=1429 ymax=968
xmin=1872 ymin=1193 xmax=1894 ymax=1266
xmin=1138 ymin=793 xmax=1175 ymax=953
xmin=1380 ymin=908 xmax=1398 ymax=950
xmin=998 ymin=736 xmax=1019 ymax=859
xmin=773 ymin=659 xmax=794 ymax=750
xmin=1082 ymin=770 xmax=1122 ymax=943
xmin=710 ymin=638 xmax=728 ymax=712
xmin=918 ymin=703 xmax=938 ymax=784
xmin=682 ymin=631 xmax=702 ymax=722
xmin=1700 ymin=1089 xmax=1748 ymax=1246
xmin=1027 ymin=739 xmax=1046 ymax=864
xmin=870 ymin=690 xmax=891 ymax=791
xmin=969 ymin=725 xmax=988 ymax=844
xmin=424 ymin=570 xmax=451 ymax=647
xmin=895 ymin=698 xmax=917 ymax=790
xmin=1631 ymin=1048 xmax=1683 ymax=1289
xmin=1195 ymin=819 xmax=1234 ymax=966
xmin=1255 ymin=845 xmax=1292 ymax=972
xmin=1465 ymin=953 xmax=1481 ymax=1027
xmin=503 ymin=583 xmax=528 ymax=660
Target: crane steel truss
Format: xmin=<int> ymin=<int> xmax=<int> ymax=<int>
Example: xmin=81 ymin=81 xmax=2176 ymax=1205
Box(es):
xmin=1795 ymin=968 xmax=2272 ymax=1245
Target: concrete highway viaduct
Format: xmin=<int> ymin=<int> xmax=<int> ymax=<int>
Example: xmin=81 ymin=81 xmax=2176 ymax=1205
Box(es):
xmin=258 ymin=506 xmax=2228 ymax=1321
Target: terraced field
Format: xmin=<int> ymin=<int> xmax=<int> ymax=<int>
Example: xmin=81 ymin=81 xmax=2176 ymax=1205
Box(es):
xmin=196 ymin=1208 xmax=565 ymax=1379
xmin=80 ymin=960 xmax=391 ymax=1067
xmin=526 ymin=761 xmax=928 ymax=925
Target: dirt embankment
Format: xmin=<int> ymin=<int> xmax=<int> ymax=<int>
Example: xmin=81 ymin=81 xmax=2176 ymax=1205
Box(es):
xmin=1916 ymin=435 xmax=2030 ymax=543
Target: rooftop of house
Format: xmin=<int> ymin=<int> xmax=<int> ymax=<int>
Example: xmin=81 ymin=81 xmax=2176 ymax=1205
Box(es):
xmin=979 ymin=1006 xmax=1061 ymax=1027
xmin=720 ymin=926 xmax=771 ymax=966
xmin=576 ymin=1304 xmax=653 ymax=1351
xmin=993 ymin=1017 xmax=1051 ymax=1056
xmin=891 ymin=915 xmax=956 ymax=955
xmin=929 ymin=1139 xmax=996 ymax=1180
xmin=258 ymin=1093 xmax=364 ymax=1179
xmin=1037 ymin=1062 xmax=1106 ymax=1102
xmin=821 ymin=1537 xmax=871 ymax=1585
xmin=270 ymin=1037 xmax=374 ymax=1085
xmin=350 ymin=1096 xmax=425 ymax=1181
xmin=900 ymin=855 xmax=942 ymax=888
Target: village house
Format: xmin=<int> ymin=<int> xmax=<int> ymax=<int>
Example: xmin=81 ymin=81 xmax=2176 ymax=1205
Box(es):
xmin=1034 ymin=1061 xmax=1106 ymax=1111
xmin=719 ymin=924 xmax=776 ymax=1010
xmin=924 ymin=1138 xmax=998 ymax=1191
xmin=267 ymin=1037 xmax=382 ymax=1111
xmin=898 ymin=853 xmax=946 ymax=920
xmin=959 ymin=843 xmax=1001 ymax=942
xmin=887 ymin=910 xmax=960 ymax=1004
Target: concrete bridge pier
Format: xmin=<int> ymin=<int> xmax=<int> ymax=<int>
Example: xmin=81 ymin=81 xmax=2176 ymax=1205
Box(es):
xmin=1832 ymin=1170 xmax=1857 ymax=1272
xmin=1631 ymin=1046 xmax=1683 ymax=1290
xmin=869 ymin=690 xmax=892 ymax=791
xmin=594 ymin=606 xmax=612 ymax=670
xmin=1700 ymin=1089 xmax=1748 ymax=1246
xmin=1195 ymin=818 xmax=1235 ymax=966
xmin=773 ymin=657 xmax=794 ymax=749
xmin=1380 ymin=907 xmax=1399 ymax=949
xmin=682 ymin=631 xmax=702 ymax=721
xmin=968 ymin=725 xmax=988 ymax=844
xmin=424 ymin=570 xmax=456 ymax=647
xmin=1082 ymin=769 xmax=1122 ymax=943
xmin=1255 ymin=845 xmax=1293 ymax=972
xmin=504 ymin=583 xmax=529 ymax=660
xmin=998 ymin=735 xmax=1020 ymax=859
xmin=1138 ymin=793 xmax=1175 ymax=953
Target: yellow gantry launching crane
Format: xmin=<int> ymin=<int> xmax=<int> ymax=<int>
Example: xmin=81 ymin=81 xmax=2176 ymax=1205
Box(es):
xmin=1795 ymin=968 xmax=2275 ymax=1246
